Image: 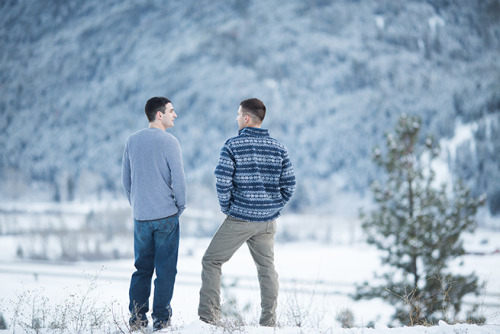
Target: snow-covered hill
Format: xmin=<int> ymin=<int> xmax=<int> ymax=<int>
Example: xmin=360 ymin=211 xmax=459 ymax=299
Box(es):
xmin=1 ymin=0 xmax=499 ymax=216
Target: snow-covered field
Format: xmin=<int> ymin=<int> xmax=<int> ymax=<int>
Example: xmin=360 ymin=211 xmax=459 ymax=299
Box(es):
xmin=0 ymin=211 xmax=499 ymax=333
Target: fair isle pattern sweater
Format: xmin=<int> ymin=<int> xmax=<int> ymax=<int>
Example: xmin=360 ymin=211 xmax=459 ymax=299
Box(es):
xmin=214 ymin=127 xmax=296 ymax=222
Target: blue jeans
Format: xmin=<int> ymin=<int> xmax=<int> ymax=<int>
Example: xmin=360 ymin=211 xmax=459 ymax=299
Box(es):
xmin=129 ymin=215 xmax=179 ymax=323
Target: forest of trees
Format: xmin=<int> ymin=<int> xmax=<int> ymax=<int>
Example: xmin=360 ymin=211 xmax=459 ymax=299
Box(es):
xmin=1 ymin=0 xmax=499 ymax=218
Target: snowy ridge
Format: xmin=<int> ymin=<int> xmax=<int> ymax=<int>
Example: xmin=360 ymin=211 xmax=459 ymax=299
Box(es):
xmin=1 ymin=1 xmax=499 ymax=216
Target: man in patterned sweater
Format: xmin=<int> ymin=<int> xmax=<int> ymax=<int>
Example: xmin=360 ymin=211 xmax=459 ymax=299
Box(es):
xmin=198 ymin=98 xmax=296 ymax=327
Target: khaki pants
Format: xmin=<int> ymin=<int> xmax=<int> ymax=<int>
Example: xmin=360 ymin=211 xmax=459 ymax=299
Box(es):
xmin=198 ymin=215 xmax=278 ymax=326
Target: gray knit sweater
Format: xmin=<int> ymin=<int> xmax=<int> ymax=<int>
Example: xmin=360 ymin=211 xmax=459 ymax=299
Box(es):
xmin=122 ymin=128 xmax=187 ymax=221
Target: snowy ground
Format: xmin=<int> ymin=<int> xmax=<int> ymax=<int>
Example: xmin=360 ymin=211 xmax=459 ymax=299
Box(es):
xmin=0 ymin=215 xmax=499 ymax=333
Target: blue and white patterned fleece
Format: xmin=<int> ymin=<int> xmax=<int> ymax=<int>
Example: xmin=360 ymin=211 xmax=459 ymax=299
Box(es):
xmin=214 ymin=127 xmax=296 ymax=222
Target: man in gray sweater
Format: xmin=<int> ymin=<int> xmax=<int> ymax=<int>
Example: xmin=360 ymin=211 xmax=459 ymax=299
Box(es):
xmin=122 ymin=96 xmax=187 ymax=331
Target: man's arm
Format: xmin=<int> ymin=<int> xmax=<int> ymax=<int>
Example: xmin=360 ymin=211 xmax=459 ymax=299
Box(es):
xmin=168 ymin=138 xmax=187 ymax=216
xmin=280 ymin=149 xmax=296 ymax=204
xmin=121 ymin=145 xmax=132 ymax=204
xmin=214 ymin=144 xmax=235 ymax=214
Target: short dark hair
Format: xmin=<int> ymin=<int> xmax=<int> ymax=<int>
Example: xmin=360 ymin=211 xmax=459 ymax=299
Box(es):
xmin=145 ymin=97 xmax=171 ymax=122
xmin=240 ymin=98 xmax=266 ymax=123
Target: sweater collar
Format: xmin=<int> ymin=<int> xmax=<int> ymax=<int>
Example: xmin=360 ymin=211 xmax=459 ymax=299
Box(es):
xmin=238 ymin=127 xmax=269 ymax=137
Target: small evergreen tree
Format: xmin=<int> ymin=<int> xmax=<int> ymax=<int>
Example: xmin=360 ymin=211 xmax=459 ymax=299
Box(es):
xmin=355 ymin=114 xmax=486 ymax=326
xmin=0 ymin=312 xmax=7 ymax=330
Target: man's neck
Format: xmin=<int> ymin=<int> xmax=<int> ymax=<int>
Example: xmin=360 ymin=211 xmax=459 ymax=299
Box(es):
xmin=244 ymin=122 xmax=262 ymax=129
xmin=149 ymin=122 xmax=165 ymax=130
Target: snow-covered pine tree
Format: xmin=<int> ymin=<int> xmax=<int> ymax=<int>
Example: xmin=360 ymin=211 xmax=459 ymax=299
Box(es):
xmin=354 ymin=114 xmax=486 ymax=326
